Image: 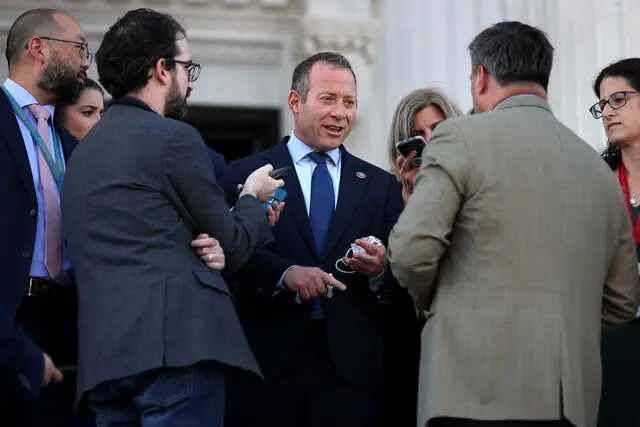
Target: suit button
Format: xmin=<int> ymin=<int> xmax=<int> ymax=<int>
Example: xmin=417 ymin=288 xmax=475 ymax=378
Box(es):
xmin=22 ymin=251 xmax=31 ymax=259
xmin=256 ymin=288 xmax=264 ymax=294
xmin=29 ymin=209 xmax=37 ymax=216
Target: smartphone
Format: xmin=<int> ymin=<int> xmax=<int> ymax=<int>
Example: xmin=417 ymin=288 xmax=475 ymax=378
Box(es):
xmin=396 ymin=135 xmax=427 ymax=159
xmin=269 ymin=166 xmax=292 ymax=180
xmin=262 ymin=188 xmax=287 ymax=213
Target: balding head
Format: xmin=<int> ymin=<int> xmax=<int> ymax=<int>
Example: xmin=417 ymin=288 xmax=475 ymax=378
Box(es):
xmin=5 ymin=9 xmax=89 ymax=105
xmin=5 ymin=9 xmax=67 ymax=68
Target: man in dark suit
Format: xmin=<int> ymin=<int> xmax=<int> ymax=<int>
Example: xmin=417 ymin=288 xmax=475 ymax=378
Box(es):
xmin=0 ymin=8 xmax=91 ymax=426
xmin=220 ymin=52 xmax=404 ymax=427
xmin=61 ymin=9 xmax=283 ymax=426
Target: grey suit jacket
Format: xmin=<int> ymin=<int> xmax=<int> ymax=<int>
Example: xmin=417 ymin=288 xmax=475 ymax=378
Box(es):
xmin=61 ymin=97 xmax=271 ymax=398
xmin=388 ymin=95 xmax=640 ymax=427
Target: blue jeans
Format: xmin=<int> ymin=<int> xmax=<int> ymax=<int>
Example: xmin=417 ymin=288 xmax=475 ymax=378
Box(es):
xmin=86 ymin=364 xmax=225 ymax=427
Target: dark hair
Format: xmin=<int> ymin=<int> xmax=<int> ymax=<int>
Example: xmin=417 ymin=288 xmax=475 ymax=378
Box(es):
xmin=95 ymin=8 xmax=185 ymax=99
xmin=291 ymin=52 xmax=356 ymax=102
xmin=468 ymin=21 xmax=554 ymax=90
xmin=58 ymin=77 xmax=104 ymax=108
xmin=593 ymin=58 xmax=640 ymax=170
xmin=5 ymin=8 xmax=60 ymax=68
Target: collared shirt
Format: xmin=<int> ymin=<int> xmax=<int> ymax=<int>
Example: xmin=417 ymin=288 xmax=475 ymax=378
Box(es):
xmin=4 ymin=78 xmax=72 ymax=282
xmin=277 ymin=132 xmax=385 ymax=295
xmin=274 ymin=131 xmax=341 ymax=293
xmin=286 ymin=130 xmax=341 ymax=213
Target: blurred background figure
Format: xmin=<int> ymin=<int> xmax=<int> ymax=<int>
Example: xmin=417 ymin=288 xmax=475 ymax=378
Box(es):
xmin=57 ymin=77 xmax=103 ymax=140
xmin=387 ymin=87 xmax=462 ymax=204
xmin=590 ymin=57 xmax=640 ymax=427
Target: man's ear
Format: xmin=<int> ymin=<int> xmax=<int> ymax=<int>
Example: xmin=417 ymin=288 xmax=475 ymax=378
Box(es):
xmin=151 ymin=58 xmax=173 ymax=86
xmin=25 ymin=37 xmax=46 ymax=64
xmin=475 ymin=65 xmax=490 ymax=96
xmin=288 ymin=90 xmax=301 ymax=115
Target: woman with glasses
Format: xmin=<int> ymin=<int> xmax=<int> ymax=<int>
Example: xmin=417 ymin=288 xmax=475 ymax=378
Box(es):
xmin=58 ymin=78 xmax=104 ymax=140
xmin=590 ymin=58 xmax=640 ymax=427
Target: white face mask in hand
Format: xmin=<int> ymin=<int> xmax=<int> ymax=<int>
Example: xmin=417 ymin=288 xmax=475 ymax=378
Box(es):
xmin=335 ymin=236 xmax=383 ymax=274
xmin=335 ymin=246 xmax=358 ymax=274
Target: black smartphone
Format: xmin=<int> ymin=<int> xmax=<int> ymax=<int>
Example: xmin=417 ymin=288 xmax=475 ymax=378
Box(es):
xmin=396 ymin=135 xmax=427 ymax=159
xmin=269 ymin=166 xmax=292 ymax=180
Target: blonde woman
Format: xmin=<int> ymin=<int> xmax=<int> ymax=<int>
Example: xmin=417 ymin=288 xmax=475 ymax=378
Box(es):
xmin=381 ymin=87 xmax=462 ymax=427
xmin=387 ymin=87 xmax=462 ymax=204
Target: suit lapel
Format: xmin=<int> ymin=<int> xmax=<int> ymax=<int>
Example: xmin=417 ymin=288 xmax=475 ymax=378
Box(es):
xmin=0 ymin=90 xmax=36 ymax=201
xmin=320 ymin=147 xmax=368 ymax=262
xmin=265 ymin=138 xmax=319 ymax=258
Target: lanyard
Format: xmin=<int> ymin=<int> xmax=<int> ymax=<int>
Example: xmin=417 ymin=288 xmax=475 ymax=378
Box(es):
xmin=618 ymin=164 xmax=640 ymax=246
xmin=2 ymin=85 xmax=64 ymax=193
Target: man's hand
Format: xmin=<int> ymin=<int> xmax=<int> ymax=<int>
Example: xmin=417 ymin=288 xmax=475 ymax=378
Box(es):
xmin=343 ymin=237 xmax=387 ymax=277
xmin=396 ymin=152 xmax=420 ymax=205
xmin=283 ymin=266 xmax=346 ymax=302
xmin=239 ymin=164 xmax=284 ymax=202
xmin=266 ymin=201 xmax=285 ymax=227
xmin=42 ymin=353 xmax=63 ymax=386
xmin=191 ymin=234 xmax=225 ymax=270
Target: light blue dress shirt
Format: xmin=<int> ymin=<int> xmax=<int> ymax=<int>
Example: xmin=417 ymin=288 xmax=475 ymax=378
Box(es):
xmin=4 ymin=78 xmax=72 ymax=282
xmin=286 ymin=130 xmax=341 ymax=211
xmin=275 ymin=131 xmax=341 ymax=293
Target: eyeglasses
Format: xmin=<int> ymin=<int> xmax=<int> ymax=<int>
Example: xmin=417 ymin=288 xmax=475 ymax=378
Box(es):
xmin=165 ymin=59 xmax=201 ymax=83
xmin=33 ymin=36 xmax=93 ymax=65
xmin=589 ymin=90 xmax=640 ymax=119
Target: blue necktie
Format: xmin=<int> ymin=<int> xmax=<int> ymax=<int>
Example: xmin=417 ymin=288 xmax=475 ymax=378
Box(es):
xmin=308 ymin=151 xmax=335 ymax=319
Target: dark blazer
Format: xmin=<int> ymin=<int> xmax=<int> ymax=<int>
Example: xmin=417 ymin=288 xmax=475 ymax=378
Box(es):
xmin=0 ymin=89 xmax=76 ymax=391
xmin=61 ymin=97 xmax=271 ymax=398
xmin=219 ymin=137 xmax=404 ymax=384
xmin=0 ymin=89 xmax=77 ymax=317
xmin=0 ymin=304 xmax=43 ymax=398
xmin=207 ymin=148 xmax=227 ymax=182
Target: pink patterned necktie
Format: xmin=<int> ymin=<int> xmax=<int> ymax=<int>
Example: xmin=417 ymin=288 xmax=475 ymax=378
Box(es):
xmin=27 ymin=103 xmax=62 ymax=279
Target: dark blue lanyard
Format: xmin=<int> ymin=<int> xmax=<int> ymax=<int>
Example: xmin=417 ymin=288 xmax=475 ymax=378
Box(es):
xmin=2 ymin=86 xmax=64 ymax=193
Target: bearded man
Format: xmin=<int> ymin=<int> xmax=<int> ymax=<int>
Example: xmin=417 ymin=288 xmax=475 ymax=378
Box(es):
xmin=0 ymin=8 xmax=91 ymax=426
xmin=60 ymin=8 xmax=284 ymax=426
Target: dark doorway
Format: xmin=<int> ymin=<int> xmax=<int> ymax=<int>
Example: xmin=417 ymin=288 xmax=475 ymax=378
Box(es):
xmin=183 ymin=105 xmax=281 ymax=163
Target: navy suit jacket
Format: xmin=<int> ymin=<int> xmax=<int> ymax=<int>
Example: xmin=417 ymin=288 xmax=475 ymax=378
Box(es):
xmin=207 ymin=148 xmax=227 ymax=182
xmin=0 ymin=89 xmax=77 ymax=397
xmin=219 ymin=137 xmax=404 ymax=384
xmin=0 ymin=305 xmax=43 ymax=398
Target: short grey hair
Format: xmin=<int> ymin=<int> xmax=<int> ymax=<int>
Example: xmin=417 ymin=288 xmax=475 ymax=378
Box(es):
xmin=387 ymin=87 xmax=462 ymax=175
xmin=5 ymin=9 xmax=61 ymax=68
xmin=291 ymin=52 xmax=356 ymax=102
xmin=468 ymin=21 xmax=554 ymax=90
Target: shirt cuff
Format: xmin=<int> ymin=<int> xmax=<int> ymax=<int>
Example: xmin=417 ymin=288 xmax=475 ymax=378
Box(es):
xmin=368 ymin=265 xmax=387 ymax=292
xmin=273 ymin=265 xmax=295 ymax=297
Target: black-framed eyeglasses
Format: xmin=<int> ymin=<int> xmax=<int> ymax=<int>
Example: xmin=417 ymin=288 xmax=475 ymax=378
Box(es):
xmin=32 ymin=36 xmax=93 ymax=64
xmin=165 ymin=59 xmax=201 ymax=83
xmin=589 ymin=90 xmax=640 ymax=119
